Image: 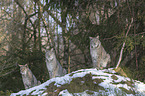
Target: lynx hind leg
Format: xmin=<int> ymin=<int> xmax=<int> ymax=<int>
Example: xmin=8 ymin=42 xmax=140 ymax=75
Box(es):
xmin=93 ymin=62 xmax=100 ymax=69
xmin=97 ymin=65 xmax=102 ymax=70
xmin=49 ymin=71 xmax=53 ymax=79
xmin=107 ymin=54 xmax=111 ymax=62
xmin=38 ymin=81 xmax=41 ymax=85
xmin=25 ymin=83 xmax=30 ymax=89
xmin=92 ymin=57 xmax=97 ymax=67
xmin=63 ymin=68 xmax=67 ymax=75
xmin=24 ymin=84 xmax=28 ymax=89
xmin=96 ymin=59 xmax=101 ymax=69
xmin=93 ymin=62 xmax=98 ymax=69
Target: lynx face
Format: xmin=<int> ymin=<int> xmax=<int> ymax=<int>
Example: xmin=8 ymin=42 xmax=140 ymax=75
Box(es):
xmin=19 ymin=64 xmax=28 ymax=75
xmin=45 ymin=49 xmax=54 ymax=62
xmin=89 ymin=36 xmax=101 ymax=49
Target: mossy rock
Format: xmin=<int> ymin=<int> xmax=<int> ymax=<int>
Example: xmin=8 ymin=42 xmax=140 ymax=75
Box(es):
xmin=45 ymin=73 xmax=105 ymax=95
xmin=45 ymin=82 xmax=61 ymax=96
xmin=62 ymin=73 xmax=104 ymax=93
xmin=114 ymin=67 xmax=128 ymax=77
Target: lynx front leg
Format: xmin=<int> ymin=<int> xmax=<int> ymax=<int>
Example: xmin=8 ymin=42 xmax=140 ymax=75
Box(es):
xmin=92 ymin=58 xmax=101 ymax=69
xmin=24 ymin=83 xmax=30 ymax=89
xmin=97 ymin=59 xmax=102 ymax=69
xmin=24 ymin=84 xmax=28 ymax=89
xmin=92 ymin=57 xmax=97 ymax=67
xmin=49 ymin=71 xmax=53 ymax=79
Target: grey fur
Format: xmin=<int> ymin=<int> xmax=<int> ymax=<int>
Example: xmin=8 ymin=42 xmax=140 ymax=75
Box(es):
xmin=45 ymin=48 xmax=67 ymax=79
xmin=90 ymin=36 xmax=111 ymax=69
xmin=19 ymin=64 xmax=41 ymax=89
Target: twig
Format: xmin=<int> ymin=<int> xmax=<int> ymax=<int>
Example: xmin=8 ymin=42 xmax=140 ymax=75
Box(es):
xmin=115 ymin=18 xmax=133 ymax=69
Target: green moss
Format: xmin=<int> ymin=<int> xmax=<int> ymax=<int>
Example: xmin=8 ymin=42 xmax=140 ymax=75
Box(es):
xmin=93 ymin=74 xmax=109 ymax=77
xmin=69 ymin=70 xmax=85 ymax=76
xmin=44 ymin=73 xmax=136 ymax=96
xmin=29 ymin=89 xmax=36 ymax=94
xmin=93 ymin=78 xmax=104 ymax=84
xmin=63 ymin=73 xmax=104 ymax=93
xmin=86 ymin=90 xmax=94 ymax=95
xmin=45 ymin=82 xmax=60 ymax=96
xmin=45 ymin=73 xmax=105 ymax=95
xmin=119 ymin=87 xmax=135 ymax=94
xmin=112 ymin=80 xmax=134 ymax=88
xmin=0 ymin=90 xmax=13 ymax=96
xmin=111 ymin=75 xmax=118 ymax=80
xmin=104 ymin=71 xmax=115 ymax=75
xmin=112 ymin=80 xmax=124 ymax=84
xmin=125 ymin=80 xmax=134 ymax=87
xmin=69 ymin=73 xmax=74 ymax=76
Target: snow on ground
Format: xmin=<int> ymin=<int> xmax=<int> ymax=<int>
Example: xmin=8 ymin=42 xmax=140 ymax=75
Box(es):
xmin=11 ymin=68 xmax=145 ymax=96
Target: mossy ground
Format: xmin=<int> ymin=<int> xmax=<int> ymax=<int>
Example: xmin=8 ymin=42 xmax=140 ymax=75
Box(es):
xmin=45 ymin=73 xmax=104 ymax=95
xmin=44 ymin=71 xmax=139 ymax=95
xmin=10 ymin=69 xmax=145 ymax=96
xmin=0 ymin=90 xmax=13 ymax=96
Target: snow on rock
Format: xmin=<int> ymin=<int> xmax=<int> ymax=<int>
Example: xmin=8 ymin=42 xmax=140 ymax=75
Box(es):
xmin=11 ymin=68 xmax=145 ymax=96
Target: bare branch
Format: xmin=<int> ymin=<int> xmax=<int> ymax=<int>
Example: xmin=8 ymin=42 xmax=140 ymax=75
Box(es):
xmin=115 ymin=18 xmax=134 ymax=69
xmin=43 ymin=5 xmax=63 ymax=28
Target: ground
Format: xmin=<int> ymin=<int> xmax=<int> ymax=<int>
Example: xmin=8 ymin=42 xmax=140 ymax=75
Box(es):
xmin=11 ymin=68 xmax=145 ymax=96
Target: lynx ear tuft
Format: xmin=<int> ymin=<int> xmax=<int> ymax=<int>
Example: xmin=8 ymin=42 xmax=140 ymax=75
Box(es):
xmin=25 ymin=64 xmax=28 ymax=67
xmin=96 ymin=36 xmax=99 ymax=39
xmin=89 ymin=37 xmax=93 ymax=40
xmin=18 ymin=64 xmax=23 ymax=67
xmin=50 ymin=48 xmax=54 ymax=52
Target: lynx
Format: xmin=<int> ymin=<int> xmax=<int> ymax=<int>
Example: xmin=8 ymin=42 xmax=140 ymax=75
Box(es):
xmin=19 ymin=64 xmax=41 ymax=89
xmin=45 ymin=48 xmax=67 ymax=79
xmin=89 ymin=36 xmax=111 ymax=69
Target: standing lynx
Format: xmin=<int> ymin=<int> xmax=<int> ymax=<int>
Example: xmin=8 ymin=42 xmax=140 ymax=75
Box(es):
xmin=90 ymin=36 xmax=111 ymax=69
xmin=19 ymin=64 xmax=41 ymax=89
xmin=45 ymin=48 xmax=67 ymax=79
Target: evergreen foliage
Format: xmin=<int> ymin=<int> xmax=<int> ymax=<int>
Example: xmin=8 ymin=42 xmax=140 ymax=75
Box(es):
xmin=0 ymin=0 xmax=144 ymax=92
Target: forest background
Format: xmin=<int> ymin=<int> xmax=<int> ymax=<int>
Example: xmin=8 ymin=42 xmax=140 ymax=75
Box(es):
xmin=0 ymin=0 xmax=144 ymax=93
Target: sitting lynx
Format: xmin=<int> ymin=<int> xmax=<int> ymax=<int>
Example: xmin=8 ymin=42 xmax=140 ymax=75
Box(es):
xmin=45 ymin=48 xmax=67 ymax=79
xmin=19 ymin=64 xmax=41 ymax=89
xmin=89 ymin=36 xmax=111 ymax=69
